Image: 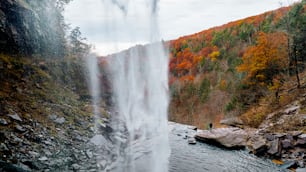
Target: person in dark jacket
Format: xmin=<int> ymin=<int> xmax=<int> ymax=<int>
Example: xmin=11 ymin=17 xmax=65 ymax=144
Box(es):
xmin=209 ymin=123 xmax=213 ymax=131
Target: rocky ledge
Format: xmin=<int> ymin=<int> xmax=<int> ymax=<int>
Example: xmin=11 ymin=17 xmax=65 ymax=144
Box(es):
xmin=195 ymin=127 xmax=247 ymax=149
xmin=195 ymin=128 xmax=306 ymax=170
xmin=0 ymin=110 xmax=127 ymax=172
xmin=195 ymin=95 xmax=306 ymax=170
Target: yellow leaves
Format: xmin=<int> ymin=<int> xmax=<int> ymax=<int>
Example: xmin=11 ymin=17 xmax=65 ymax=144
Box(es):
xmin=208 ymin=51 xmax=220 ymax=61
xmin=272 ymin=159 xmax=284 ymax=165
xmin=255 ymin=74 xmax=265 ymax=81
xmin=219 ymin=79 xmax=227 ymax=90
xmin=268 ymin=77 xmax=281 ymax=91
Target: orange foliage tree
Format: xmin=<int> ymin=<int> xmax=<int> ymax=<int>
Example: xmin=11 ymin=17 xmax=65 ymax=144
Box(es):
xmin=237 ymin=32 xmax=288 ymax=87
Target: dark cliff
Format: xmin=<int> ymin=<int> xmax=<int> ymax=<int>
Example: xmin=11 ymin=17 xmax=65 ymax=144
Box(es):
xmin=0 ymin=0 xmax=66 ymax=57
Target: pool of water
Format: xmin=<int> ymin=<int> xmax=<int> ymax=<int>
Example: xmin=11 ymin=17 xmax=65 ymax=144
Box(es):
xmin=168 ymin=122 xmax=286 ymax=172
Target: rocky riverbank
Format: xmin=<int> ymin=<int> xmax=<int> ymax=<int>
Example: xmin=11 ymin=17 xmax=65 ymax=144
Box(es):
xmin=0 ymin=108 xmax=127 ymax=172
xmin=195 ymin=93 xmax=306 ymax=171
xmin=0 ymin=55 xmax=118 ymax=171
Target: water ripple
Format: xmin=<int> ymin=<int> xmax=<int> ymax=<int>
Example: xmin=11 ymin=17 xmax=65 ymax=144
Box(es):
xmin=168 ymin=123 xmax=284 ymax=172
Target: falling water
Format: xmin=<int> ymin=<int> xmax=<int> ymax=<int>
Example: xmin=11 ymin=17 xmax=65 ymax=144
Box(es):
xmin=103 ymin=0 xmax=170 ymax=171
xmin=86 ymin=53 xmax=102 ymax=131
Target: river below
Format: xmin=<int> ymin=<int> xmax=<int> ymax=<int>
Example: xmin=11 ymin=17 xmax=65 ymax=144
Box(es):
xmin=168 ymin=122 xmax=286 ymax=172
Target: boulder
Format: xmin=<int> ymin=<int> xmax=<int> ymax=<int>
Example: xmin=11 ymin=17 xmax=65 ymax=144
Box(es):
xmin=8 ymin=113 xmax=22 ymax=122
xmin=195 ymin=127 xmax=247 ymax=149
xmin=296 ymin=134 xmax=306 ymax=146
xmin=220 ymin=117 xmax=243 ymax=127
xmin=15 ymin=124 xmax=26 ymax=132
xmin=284 ymin=106 xmax=299 ymax=115
xmin=267 ymin=138 xmax=281 ymax=156
xmin=249 ymin=135 xmax=268 ymax=155
xmin=289 ymin=131 xmax=303 ymax=137
xmin=187 ymin=126 xmax=197 ymax=130
xmin=281 ymin=139 xmax=293 ymax=149
xmin=265 ymin=133 xmax=276 ymax=141
xmin=188 ymin=138 xmax=196 ymax=144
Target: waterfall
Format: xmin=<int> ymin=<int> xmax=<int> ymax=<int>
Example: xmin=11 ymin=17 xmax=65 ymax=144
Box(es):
xmin=104 ymin=0 xmax=170 ymax=171
xmin=86 ymin=54 xmax=102 ymax=132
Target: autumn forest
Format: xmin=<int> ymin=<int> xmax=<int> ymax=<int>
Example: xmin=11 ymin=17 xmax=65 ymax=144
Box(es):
xmin=167 ymin=1 xmax=306 ymax=128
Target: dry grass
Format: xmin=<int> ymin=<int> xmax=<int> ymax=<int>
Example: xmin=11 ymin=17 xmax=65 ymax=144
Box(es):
xmin=239 ymin=70 xmax=306 ymax=129
xmin=0 ymin=54 xmax=97 ymax=134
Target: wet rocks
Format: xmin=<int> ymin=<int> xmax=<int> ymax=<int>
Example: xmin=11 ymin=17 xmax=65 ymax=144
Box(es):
xmin=54 ymin=117 xmax=66 ymax=124
xmin=284 ymin=106 xmax=299 ymax=115
xmin=0 ymin=160 xmax=30 ymax=172
xmin=38 ymin=156 xmax=48 ymax=161
xmin=267 ymin=138 xmax=281 ymax=156
xmin=195 ymin=127 xmax=247 ymax=148
xmin=0 ymin=108 xmax=116 ymax=172
xmin=8 ymin=113 xmax=22 ymax=122
xmin=48 ymin=114 xmax=66 ymax=124
xmin=297 ymin=134 xmax=306 ymax=146
xmin=246 ymin=131 xmax=306 ymax=169
xmin=249 ymin=135 xmax=268 ymax=155
xmin=90 ymin=134 xmax=108 ymax=146
xmin=15 ymin=125 xmax=26 ymax=132
xmin=281 ymin=139 xmax=293 ymax=149
xmin=188 ymin=138 xmax=196 ymax=144
xmin=280 ymin=160 xmax=297 ymax=169
xmin=0 ymin=118 xmax=8 ymax=125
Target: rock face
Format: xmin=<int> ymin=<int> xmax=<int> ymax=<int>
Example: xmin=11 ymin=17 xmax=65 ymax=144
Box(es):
xmin=195 ymin=128 xmax=247 ymax=148
xmin=246 ymin=131 xmax=306 ymax=169
xmin=220 ymin=117 xmax=244 ymax=127
xmin=0 ymin=0 xmax=66 ymax=56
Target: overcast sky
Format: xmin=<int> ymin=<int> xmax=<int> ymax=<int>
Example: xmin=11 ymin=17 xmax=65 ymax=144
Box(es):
xmin=64 ymin=0 xmax=300 ymax=55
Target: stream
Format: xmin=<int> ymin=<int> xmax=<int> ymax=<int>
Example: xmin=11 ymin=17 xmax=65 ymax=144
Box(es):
xmin=168 ymin=122 xmax=285 ymax=172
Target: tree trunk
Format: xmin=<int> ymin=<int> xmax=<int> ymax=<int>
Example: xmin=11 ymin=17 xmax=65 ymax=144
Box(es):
xmin=293 ymin=45 xmax=301 ymax=88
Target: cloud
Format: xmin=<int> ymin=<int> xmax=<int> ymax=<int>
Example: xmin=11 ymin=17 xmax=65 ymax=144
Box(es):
xmin=64 ymin=0 xmax=300 ymax=55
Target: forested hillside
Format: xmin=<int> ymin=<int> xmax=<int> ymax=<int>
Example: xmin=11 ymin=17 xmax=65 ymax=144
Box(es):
xmin=168 ymin=1 xmax=306 ymax=129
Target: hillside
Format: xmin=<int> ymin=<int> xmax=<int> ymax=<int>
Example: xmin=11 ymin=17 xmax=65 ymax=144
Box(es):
xmin=0 ymin=0 xmax=306 ymax=171
xmin=0 ymin=1 xmax=112 ymax=171
xmin=167 ymin=1 xmax=306 ymax=129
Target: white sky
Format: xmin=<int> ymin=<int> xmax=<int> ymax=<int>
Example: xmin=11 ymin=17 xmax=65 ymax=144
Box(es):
xmin=64 ymin=0 xmax=300 ymax=56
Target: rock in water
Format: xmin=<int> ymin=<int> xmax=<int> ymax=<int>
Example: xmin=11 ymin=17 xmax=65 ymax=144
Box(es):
xmin=188 ymin=138 xmax=196 ymax=144
xmin=248 ymin=135 xmax=268 ymax=155
xmin=195 ymin=128 xmax=247 ymax=148
xmin=280 ymin=160 xmax=297 ymax=169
